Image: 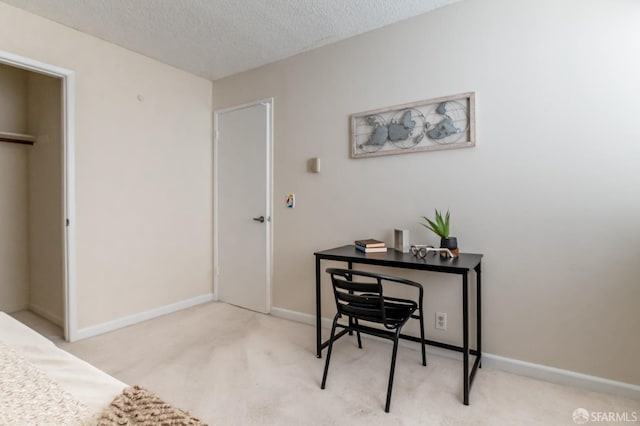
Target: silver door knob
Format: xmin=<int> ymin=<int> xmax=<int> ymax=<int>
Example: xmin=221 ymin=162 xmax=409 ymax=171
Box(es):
xmin=252 ymin=215 xmax=265 ymax=223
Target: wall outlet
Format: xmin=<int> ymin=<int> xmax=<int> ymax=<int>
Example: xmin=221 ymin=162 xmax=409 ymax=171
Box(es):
xmin=435 ymin=312 xmax=447 ymax=330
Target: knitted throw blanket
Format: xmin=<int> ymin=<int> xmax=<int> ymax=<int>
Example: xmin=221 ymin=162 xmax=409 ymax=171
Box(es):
xmin=0 ymin=342 xmax=91 ymax=425
xmin=98 ymin=385 xmax=205 ymax=426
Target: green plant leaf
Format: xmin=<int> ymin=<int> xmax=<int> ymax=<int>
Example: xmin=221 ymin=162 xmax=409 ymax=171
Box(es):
xmin=421 ymin=209 xmax=451 ymax=238
xmin=444 ymin=210 xmax=450 ymax=237
xmin=429 ymin=220 xmax=441 ymax=233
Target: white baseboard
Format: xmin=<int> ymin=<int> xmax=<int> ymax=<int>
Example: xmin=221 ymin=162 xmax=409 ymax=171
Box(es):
xmin=270 ymin=306 xmax=640 ymax=401
xmin=271 ymin=306 xmax=333 ymax=329
xmin=29 ymin=303 xmax=63 ymax=327
xmin=482 ymin=354 xmax=640 ymax=401
xmin=75 ymin=293 xmax=214 ymax=341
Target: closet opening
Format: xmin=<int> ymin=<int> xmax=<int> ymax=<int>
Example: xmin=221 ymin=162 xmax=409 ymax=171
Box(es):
xmin=0 ymin=51 xmax=76 ymax=342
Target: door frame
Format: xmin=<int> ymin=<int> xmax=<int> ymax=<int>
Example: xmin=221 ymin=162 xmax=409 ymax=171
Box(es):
xmin=213 ymin=98 xmax=274 ymax=311
xmin=0 ymin=50 xmax=77 ymax=341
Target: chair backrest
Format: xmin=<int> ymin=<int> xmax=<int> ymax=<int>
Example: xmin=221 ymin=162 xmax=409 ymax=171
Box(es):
xmin=327 ymin=268 xmax=387 ymax=325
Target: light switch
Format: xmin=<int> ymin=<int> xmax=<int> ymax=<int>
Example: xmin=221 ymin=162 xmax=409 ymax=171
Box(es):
xmin=308 ymin=158 xmax=321 ymax=173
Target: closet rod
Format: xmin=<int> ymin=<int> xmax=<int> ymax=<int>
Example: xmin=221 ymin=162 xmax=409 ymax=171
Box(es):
xmin=0 ymin=135 xmax=35 ymax=146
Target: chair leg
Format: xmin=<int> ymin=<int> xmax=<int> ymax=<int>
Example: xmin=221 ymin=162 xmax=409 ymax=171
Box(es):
xmin=354 ymin=318 xmax=362 ymax=349
xmin=419 ymin=311 xmax=427 ymax=366
xmin=321 ymin=316 xmax=339 ymax=389
xmin=385 ymin=330 xmax=401 ymax=413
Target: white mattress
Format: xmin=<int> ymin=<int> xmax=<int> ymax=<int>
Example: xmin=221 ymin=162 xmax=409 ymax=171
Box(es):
xmin=0 ymin=312 xmax=126 ymax=418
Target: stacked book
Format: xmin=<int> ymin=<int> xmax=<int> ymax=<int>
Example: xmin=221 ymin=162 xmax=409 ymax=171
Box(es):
xmin=354 ymin=239 xmax=387 ymax=253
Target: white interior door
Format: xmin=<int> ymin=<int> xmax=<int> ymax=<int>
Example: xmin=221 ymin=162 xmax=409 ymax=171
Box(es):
xmin=215 ymin=100 xmax=272 ymax=313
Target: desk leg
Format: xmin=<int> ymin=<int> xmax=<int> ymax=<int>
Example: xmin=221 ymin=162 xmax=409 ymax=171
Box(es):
xmin=463 ymin=271 xmax=469 ymax=405
xmin=316 ymin=256 xmax=322 ymax=358
xmin=476 ymin=262 xmax=482 ymax=368
xmin=347 ymin=261 xmax=353 ymax=336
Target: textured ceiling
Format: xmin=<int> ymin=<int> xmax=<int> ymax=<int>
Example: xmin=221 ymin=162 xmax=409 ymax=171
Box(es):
xmin=2 ymin=0 xmax=461 ymax=80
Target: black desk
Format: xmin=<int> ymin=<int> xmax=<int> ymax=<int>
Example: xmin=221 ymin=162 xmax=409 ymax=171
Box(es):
xmin=314 ymin=245 xmax=483 ymax=405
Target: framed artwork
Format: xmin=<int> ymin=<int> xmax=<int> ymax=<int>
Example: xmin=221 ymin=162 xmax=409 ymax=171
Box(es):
xmin=350 ymin=92 xmax=475 ymax=159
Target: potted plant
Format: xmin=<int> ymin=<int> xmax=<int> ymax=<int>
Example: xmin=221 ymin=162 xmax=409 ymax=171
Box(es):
xmin=421 ymin=209 xmax=459 ymax=255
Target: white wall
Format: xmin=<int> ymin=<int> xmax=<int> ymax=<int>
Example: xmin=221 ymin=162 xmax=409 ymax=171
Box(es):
xmin=0 ymin=2 xmax=213 ymax=329
xmin=27 ymin=72 xmax=64 ymax=325
xmin=212 ymin=0 xmax=640 ymax=385
xmin=0 ymin=64 xmax=30 ymax=312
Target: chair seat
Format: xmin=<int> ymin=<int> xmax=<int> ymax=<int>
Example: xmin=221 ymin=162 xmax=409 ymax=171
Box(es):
xmin=347 ymin=294 xmax=417 ymax=328
xmin=383 ymin=299 xmax=417 ymax=325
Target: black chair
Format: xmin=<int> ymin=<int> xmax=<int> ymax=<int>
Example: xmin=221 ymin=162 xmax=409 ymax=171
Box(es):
xmin=321 ymin=268 xmax=426 ymax=413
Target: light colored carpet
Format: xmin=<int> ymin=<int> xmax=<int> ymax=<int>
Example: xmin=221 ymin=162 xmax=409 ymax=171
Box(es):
xmin=18 ymin=304 xmax=640 ymax=425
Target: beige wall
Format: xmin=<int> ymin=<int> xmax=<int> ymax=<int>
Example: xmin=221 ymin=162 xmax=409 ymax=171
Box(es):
xmin=0 ymin=63 xmax=28 ymax=133
xmin=0 ymin=64 xmax=30 ymax=312
xmin=27 ymin=72 xmax=64 ymax=325
xmin=0 ymin=2 xmax=213 ymax=329
xmin=0 ymin=143 xmax=30 ymax=312
xmin=212 ymin=0 xmax=640 ymax=385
